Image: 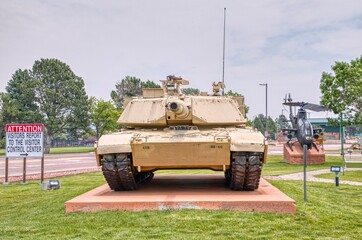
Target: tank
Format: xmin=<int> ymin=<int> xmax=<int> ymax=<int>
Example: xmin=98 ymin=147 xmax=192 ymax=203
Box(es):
xmin=95 ymin=75 xmax=268 ymax=191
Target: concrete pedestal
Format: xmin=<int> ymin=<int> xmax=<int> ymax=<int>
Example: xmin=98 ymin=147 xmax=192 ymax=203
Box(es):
xmin=65 ymin=174 xmax=296 ymax=214
xmin=283 ymin=143 xmax=325 ymax=164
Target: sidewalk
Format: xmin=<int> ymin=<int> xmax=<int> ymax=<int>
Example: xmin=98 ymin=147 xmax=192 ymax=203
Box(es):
xmin=264 ymin=168 xmax=362 ymax=186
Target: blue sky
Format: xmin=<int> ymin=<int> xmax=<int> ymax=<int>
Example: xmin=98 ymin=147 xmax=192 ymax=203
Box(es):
xmin=1 ymin=0 xmax=361 ymax=119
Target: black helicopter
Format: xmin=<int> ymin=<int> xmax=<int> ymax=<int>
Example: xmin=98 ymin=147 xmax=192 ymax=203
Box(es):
xmin=283 ymin=94 xmax=328 ymax=151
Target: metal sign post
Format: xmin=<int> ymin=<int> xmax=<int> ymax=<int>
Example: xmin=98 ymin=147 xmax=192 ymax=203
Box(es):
xmin=3 ymin=157 xmax=9 ymax=184
xmin=22 ymin=157 xmax=27 ymax=185
xmin=41 ymin=156 xmax=45 ymax=183
xmin=330 ymin=166 xmax=341 ymax=186
xmin=303 ymin=144 xmax=308 ymax=203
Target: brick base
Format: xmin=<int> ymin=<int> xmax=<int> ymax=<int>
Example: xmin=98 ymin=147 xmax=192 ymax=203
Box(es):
xmin=283 ymin=143 xmax=325 ymax=164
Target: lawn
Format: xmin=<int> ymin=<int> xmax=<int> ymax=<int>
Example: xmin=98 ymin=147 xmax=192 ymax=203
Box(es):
xmin=262 ymin=155 xmax=362 ymax=176
xmin=0 ymin=171 xmax=362 ymax=239
xmin=49 ymin=146 xmax=94 ymax=154
xmin=315 ymin=171 xmax=362 ymax=182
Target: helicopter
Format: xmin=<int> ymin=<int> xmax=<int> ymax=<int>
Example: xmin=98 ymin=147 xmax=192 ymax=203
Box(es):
xmin=282 ymin=94 xmax=328 ymax=151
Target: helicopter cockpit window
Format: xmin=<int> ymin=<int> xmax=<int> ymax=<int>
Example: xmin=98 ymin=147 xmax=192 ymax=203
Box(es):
xmin=304 ymin=120 xmax=312 ymax=136
xmin=299 ymin=119 xmax=312 ymax=136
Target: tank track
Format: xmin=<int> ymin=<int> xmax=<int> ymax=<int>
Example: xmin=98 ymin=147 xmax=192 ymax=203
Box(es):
xmin=225 ymin=152 xmax=263 ymax=191
xmin=101 ymin=154 xmax=154 ymax=191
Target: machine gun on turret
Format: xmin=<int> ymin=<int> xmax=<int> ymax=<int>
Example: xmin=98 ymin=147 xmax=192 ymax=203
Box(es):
xmin=160 ymin=75 xmax=189 ymax=96
xmin=283 ymin=94 xmax=328 ymax=151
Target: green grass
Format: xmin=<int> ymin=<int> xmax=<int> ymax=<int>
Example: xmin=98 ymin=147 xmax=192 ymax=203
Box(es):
xmin=262 ymin=155 xmax=362 ymax=176
xmin=316 ymin=171 xmax=362 ymax=182
xmin=49 ymin=146 xmax=94 ymax=154
xmin=0 ymin=172 xmax=361 ymax=239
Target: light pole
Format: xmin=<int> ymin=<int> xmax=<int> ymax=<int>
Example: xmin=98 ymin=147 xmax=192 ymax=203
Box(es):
xmin=259 ymin=83 xmax=268 ymax=138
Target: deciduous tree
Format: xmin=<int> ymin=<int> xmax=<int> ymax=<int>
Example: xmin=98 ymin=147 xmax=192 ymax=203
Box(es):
xmin=182 ymin=88 xmax=200 ymax=95
xmin=1 ymin=69 xmax=42 ymax=124
xmin=252 ymin=114 xmax=276 ymax=139
xmin=320 ymin=56 xmax=362 ymax=125
xmin=111 ymin=76 xmax=160 ymax=109
xmin=91 ymin=97 xmax=121 ymax=139
xmin=32 ymin=59 xmax=90 ymax=148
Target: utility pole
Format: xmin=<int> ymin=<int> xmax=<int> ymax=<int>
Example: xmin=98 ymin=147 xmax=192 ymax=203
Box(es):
xmin=222 ymin=7 xmax=226 ymax=96
xmin=259 ymin=83 xmax=268 ymax=138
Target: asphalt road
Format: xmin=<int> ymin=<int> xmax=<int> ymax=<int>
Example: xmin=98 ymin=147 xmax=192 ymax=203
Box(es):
xmin=0 ymin=153 xmax=98 ymax=178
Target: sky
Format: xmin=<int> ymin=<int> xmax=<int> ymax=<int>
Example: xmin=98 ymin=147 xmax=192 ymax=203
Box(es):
xmin=1 ymin=0 xmax=362 ymax=120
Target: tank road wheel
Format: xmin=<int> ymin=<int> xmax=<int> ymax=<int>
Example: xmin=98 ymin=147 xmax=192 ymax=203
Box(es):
xmin=227 ymin=152 xmax=263 ymax=191
xmin=101 ymin=155 xmax=124 ymax=191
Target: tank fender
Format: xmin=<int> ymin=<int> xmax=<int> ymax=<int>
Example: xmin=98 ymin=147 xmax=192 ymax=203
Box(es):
xmin=229 ymin=130 xmax=266 ymax=153
xmin=95 ymin=133 xmax=133 ymax=166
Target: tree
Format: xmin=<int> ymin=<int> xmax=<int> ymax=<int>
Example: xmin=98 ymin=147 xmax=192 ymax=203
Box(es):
xmin=0 ymin=96 xmax=5 ymax=148
xmin=142 ymin=80 xmax=161 ymax=89
xmin=31 ymin=59 xmax=91 ymax=148
xmin=111 ymin=76 xmax=160 ymax=109
xmin=252 ymin=114 xmax=276 ymax=139
xmin=1 ymin=69 xmax=42 ymax=124
xmin=225 ymin=90 xmax=249 ymax=117
xmin=320 ymin=56 xmax=362 ymax=125
xmin=276 ymin=114 xmax=290 ymax=131
xmin=91 ymin=97 xmax=122 ymax=140
xmin=225 ymin=90 xmax=241 ymax=97
xmin=182 ymin=88 xmax=200 ymax=95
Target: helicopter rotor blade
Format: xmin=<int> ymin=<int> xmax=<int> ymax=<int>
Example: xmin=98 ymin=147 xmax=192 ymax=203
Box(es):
xmin=303 ymin=103 xmax=328 ymax=112
xmin=283 ymin=102 xmax=303 ymax=107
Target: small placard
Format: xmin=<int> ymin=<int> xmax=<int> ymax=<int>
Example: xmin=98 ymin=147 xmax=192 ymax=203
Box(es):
xmin=330 ymin=166 xmax=341 ymax=172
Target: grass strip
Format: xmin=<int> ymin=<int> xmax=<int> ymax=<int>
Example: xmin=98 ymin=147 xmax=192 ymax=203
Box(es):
xmin=315 ymin=171 xmax=362 ymax=182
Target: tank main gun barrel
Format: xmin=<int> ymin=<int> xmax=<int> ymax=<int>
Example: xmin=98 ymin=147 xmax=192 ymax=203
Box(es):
xmin=168 ymin=100 xmax=189 ymax=119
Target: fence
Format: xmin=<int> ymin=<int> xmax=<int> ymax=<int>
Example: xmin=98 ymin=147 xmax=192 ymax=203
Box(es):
xmin=51 ymin=140 xmax=95 ymax=148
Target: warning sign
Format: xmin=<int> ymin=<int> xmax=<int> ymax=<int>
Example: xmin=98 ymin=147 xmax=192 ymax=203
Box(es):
xmin=6 ymin=124 xmax=44 ymax=158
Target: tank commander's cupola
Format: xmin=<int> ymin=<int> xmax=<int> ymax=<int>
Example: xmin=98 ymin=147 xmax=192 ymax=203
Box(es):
xmin=161 ymin=75 xmax=189 ymax=96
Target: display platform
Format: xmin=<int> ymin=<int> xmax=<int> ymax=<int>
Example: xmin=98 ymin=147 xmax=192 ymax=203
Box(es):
xmin=283 ymin=143 xmax=325 ymax=164
xmin=65 ymin=174 xmax=296 ymax=214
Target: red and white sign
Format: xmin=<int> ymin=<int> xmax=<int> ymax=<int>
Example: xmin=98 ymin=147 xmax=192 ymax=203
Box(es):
xmin=6 ymin=124 xmax=44 ymax=158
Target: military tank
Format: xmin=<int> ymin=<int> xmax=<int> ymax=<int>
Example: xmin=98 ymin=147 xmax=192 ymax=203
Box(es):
xmin=95 ymin=75 xmax=268 ymax=191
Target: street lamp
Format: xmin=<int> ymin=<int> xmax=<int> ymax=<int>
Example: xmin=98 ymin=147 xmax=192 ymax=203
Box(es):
xmin=259 ymin=83 xmax=268 ymax=138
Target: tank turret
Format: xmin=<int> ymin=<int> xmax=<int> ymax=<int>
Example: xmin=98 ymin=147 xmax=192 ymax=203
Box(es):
xmin=118 ymin=75 xmax=245 ymax=127
xmin=95 ymin=75 xmax=267 ymax=192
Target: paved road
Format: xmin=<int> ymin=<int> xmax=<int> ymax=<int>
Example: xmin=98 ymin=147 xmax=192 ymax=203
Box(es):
xmin=0 ymin=153 xmax=98 ymax=178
